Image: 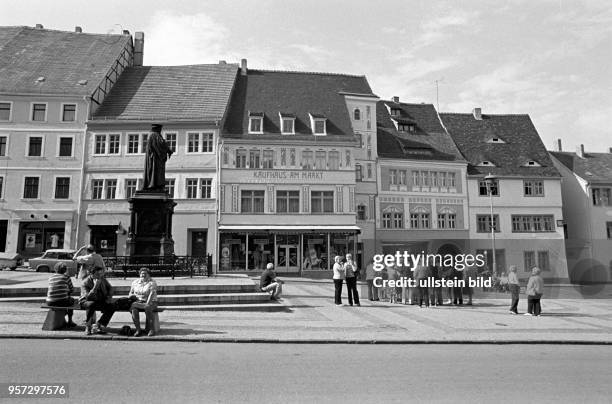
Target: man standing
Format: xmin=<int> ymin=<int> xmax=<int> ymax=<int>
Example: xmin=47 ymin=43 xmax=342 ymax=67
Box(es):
xmin=74 ymin=244 xmax=105 ymax=280
xmin=143 ymin=124 xmax=173 ymax=191
xmin=260 ymin=263 xmax=282 ymax=300
xmin=79 ymin=267 xmax=115 ymax=335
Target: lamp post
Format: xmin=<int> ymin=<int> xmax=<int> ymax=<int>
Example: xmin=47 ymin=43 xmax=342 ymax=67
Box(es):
xmin=484 ymin=173 xmax=497 ymax=278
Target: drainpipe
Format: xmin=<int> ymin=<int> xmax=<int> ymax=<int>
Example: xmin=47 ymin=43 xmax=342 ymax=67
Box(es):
xmin=215 ymin=132 xmax=223 ymax=275
xmin=74 ymin=95 xmax=90 ymax=249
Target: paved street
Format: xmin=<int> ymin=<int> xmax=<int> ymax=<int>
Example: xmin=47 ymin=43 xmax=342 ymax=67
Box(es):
xmin=1 ymin=340 xmax=611 ymax=403
xmin=0 ymin=271 xmax=611 ymax=343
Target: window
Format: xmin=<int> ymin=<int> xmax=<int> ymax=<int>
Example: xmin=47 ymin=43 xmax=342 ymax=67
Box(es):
xmin=186 ymin=179 xmax=198 ymax=199
xmin=164 ymin=133 xmax=177 ymax=153
xmin=0 ymin=176 xmax=3 ymax=198
xmin=249 ymin=116 xmax=263 ymax=134
xmin=607 ymin=222 xmax=612 ymax=239
xmin=200 ymin=178 xmax=212 ymax=199
xmin=410 ymin=213 xmax=430 ymax=229
xmin=367 ymin=163 xmax=373 ymax=179
xmin=281 ymin=118 xmax=295 ymax=134
xmin=399 ymin=170 xmax=406 ymax=185
xmin=538 ymin=251 xmax=550 ymax=271
xmin=31 ymin=103 xmax=46 ymax=121
xmin=105 ymin=179 xmax=117 ymax=199
xmin=524 ymin=251 xmax=536 ymax=273
xmin=28 ymin=136 xmax=43 ymax=157
xmin=23 ymin=177 xmax=40 ymax=199
xmin=311 ymin=191 xmax=333 ymax=213
xmin=0 ymin=102 xmax=11 ymax=121
xmin=478 ymin=179 xmax=499 ymax=196
xmin=315 ymin=151 xmax=326 ymax=170
xmin=61 ymin=104 xmax=76 ymax=122
xmin=290 ymin=149 xmax=296 ymax=166
xmin=280 ymin=149 xmax=287 ymax=166
xmin=448 ymin=173 xmax=456 ymax=187
xmin=592 ymin=188 xmax=612 ymax=206
xmin=127 ymin=134 xmax=144 ymax=154
xmin=511 ymin=215 xmax=555 ymax=232
xmin=125 ymin=179 xmax=138 ymax=199
xmin=355 ymin=164 xmax=363 ymax=182
xmin=187 ymin=132 xmax=213 ymax=153
xmin=393 ymin=213 xmax=404 ymax=228
xmin=354 ymin=109 xmax=361 ymax=120
xmin=328 ymin=151 xmax=339 ymax=170
xmin=249 ymin=149 xmax=261 ymax=168
xmin=276 ymin=190 xmax=300 ymax=213
xmin=438 ymin=213 xmax=456 ymax=229
xmin=54 ymin=177 xmax=70 ymax=199
xmin=164 ymin=179 xmax=175 ymax=198
xmin=382 ymin=213 xmax=391 ymax=228
xmin=524 ymin=180 xmax=544 ymax=197
xmin=477 ymin=214 xmax=500 ymax=232
xmin=262 ymin=150 xmax=274 ymax=169
xmin=398 ymin=124 xmax=415 ymax=132
xmin=345 ymin=150 xmax=351 ymax=167
xmin=58 ymin=137 xmax=73 ymax=157
xmin=236 ymin=149 xmax=247 ymax=168
xmin=302 ymin=150 xmax=313 ymax=170
xmin=357 ymin=204 xmax=367 ymax=220
xmin=108 ymin=134 xmax=120 ymax=154
xmin=390 ymin=170 xmax=397 ymax=185
xmin=94 ymin=134 xmax=121 ymax=155
xmin=241 ymin=190 xmax=265 ymax=213
xmin=311 ymin=115 xmax=326 ymax=135
xmin=94 ymin=135 xmax=106 ymax=155
xmin=390 ymin=108 xmax=401 ymax=117
xmin=92 ymin=179 xmax=104 ymax=200
xmin=0 ymin=136 xmax=7 ymax=156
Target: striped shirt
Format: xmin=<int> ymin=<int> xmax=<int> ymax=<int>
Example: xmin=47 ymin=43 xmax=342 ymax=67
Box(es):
xmin=46 ymin=274 xmax=74 ymax=303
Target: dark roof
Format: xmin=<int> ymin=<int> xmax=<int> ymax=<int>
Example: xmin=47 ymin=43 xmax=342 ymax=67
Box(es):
xmin=222 ymin=70 xmax=375 ymax=141
xmin=439 ymin=113 xmax=560 ymax=177
xmin=92 ymin=64 xmax=238 ymax=121
xmin=550 ymin=151 xmax=612 ymax=183
xmin=376 ymin=101 xmax=465 ymax=161
xmin=0 ymin=26 xmax=131 ymax=96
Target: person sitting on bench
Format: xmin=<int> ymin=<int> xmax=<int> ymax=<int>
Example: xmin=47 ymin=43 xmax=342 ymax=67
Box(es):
xmin=79 ymin=267 xmax=115 ymax=335
xmin=260 ymin=263 xmax=282 ymax=300
xmin=46 ymin=262 xmax=77 ymax=328
xmin=129 ymin=267 xmax=158 ymax=337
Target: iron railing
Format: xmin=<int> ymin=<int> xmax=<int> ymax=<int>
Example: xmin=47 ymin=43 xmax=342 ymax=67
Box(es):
xmin=102 ymin=254 xmax=212 ymax=279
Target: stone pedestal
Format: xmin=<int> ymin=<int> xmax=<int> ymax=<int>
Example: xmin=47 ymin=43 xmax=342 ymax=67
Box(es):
xmin=126 ymin=191 xmax=176 ymax=257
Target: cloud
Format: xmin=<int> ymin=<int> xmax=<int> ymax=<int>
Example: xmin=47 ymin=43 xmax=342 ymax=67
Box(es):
xmin=412 ymin=9 xmax=479 ymax=50
xmin=143 ymin=10 xmax=236 ymax=65
xmin=287 ymin=44 xmax=334 ymax=64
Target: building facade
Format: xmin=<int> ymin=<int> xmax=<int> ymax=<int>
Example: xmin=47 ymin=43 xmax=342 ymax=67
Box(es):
xmin=375 ymin=99 xmax=469 ymax=258
xmin=0 ymin=25 xmax=140 ymax=257
xmin=550 ymin=145 xmax=612 ymax=283
xmin=218 ymin=63 xmax=376 ymax=276
xmin=82 ymin=63 xmax=238 ymax=270
xmin=440 ymin=110 xmax=569 ymax=281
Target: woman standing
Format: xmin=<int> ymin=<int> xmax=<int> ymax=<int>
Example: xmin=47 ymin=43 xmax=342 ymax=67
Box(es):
xmin=344 ymin=254 xmax=360 ymax=306
xmin=365 ymin=258 xmax=379 ymax=301
xmin=508 ymin=265 xmax=520 ymax=314
xmin=525 ymin=267 xmax=544 ymax=316
xmin=332 ymin=256 xmax=346 ymax=306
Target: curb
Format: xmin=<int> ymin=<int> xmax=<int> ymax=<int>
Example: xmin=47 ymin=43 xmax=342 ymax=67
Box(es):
xmin=1 ymin=334 xmax=611 ymax=345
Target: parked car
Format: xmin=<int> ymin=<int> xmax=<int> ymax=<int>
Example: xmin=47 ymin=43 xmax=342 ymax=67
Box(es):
xmin=0 ymin=253 xmax=24 ymax=270
xmin=28 ymin=249 xmax=77 ymax=276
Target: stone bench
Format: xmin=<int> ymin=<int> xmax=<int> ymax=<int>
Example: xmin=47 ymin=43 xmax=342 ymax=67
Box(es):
xmin=41 ymin=302 xmax=164 ymax=333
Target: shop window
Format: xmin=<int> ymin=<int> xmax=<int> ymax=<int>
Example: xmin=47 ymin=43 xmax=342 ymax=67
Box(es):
xmin=248 ymin=233 xmax=273 ymax=270
xmin=219 ymin=233 xmax=247 ymax=271
xmin=304 ymin=234 xmax=328 ymax=270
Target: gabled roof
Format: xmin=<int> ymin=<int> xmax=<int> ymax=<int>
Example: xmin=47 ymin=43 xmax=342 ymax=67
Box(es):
xmin=550 ymin=151 xmax=612 ymax=183
xmin=0 ymin=26 xmax=131 ymax=96
xmin=92 ymin=64 xmax=239 ymax=121
xmin=439 ymin=112 xmax=560 ymax=177
xmin=222 ymin=69 xmax=375 ymax=141
xmin=377 ymin=101 xmax=465 ymax=161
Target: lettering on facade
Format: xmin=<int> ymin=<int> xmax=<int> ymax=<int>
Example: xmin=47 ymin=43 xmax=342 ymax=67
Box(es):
xmin=252 ymin=171 xmax=325 ymax=181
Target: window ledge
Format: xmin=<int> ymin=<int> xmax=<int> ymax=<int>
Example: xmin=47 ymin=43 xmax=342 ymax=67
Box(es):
xmin=25 ymin=156 xmax=45 ymax=160
xmin=20 ymin=198 xmax=42 ymax=202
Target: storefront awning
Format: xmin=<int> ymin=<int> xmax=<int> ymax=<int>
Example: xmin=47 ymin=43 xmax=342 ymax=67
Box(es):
xmin=219 ymin=225 xmax=361 ymax=233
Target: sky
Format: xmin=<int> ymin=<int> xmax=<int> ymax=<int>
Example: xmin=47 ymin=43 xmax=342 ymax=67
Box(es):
xmin=2 ymin=0 xmax=611 ymax=153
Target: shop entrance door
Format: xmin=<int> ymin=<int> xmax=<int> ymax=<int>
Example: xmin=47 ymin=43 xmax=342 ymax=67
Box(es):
xmin=277 ymin=244 xmax=299 ymax=273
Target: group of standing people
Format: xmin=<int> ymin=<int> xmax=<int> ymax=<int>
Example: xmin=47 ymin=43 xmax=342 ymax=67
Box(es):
xmin=332 ymin=254 xmax=360 ymax=306
xmin=45 ymin=244 xmax=160 ymax=336
xmin=508 ymin=265 xmax=544 ymax=316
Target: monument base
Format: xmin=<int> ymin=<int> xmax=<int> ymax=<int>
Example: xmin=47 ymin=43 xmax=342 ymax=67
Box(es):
xmin=126 ymin=191 xmax=176 ymax=257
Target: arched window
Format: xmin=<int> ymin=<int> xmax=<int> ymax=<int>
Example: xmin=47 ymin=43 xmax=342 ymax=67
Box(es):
xmin=354 ymin=109 xmax=361 ymax=120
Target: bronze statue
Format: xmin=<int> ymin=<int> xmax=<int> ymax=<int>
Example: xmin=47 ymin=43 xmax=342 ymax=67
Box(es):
xmin=143 ymin=124 xmax=173 ymax=191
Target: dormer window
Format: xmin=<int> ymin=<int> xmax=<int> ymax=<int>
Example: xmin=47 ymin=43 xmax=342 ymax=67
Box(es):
xmin=354 ymin=109 xmax=361 ymax=120
xmin=523 ymin=160 xmax=542 ymax=167
xmin=279 ymin=112 xmax=295 ymax=135
xmin=486 ymin=137 xmax=506 ymax=144
xmin=309 ymin=113 xmax=327 ymax=135
xmin=478 ymin=161 xmax=496 ymax=167
xmin=398 ymin=123 xmax=415 ymax=132
xmin=248 ymin=112 xmax=264 ymax=134
xmin=390 ymin=108 xmax=401 ymax=117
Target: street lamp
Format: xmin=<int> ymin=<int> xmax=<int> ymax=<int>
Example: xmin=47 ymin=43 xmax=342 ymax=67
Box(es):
xmin=484 ymin=173 xmax=497 ymax=278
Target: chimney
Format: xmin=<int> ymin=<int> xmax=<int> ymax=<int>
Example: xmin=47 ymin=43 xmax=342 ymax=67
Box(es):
xmin=35 ymin=24 xmax=44 ymax=29
xmin=556 ymin=138 xmax=562 ymax=151
xmin=576 ymin=144 xmax=585 ymax=158
xmin=134 ymin=31 xmax=144 ymax=67
xmin=392 ymin=96 xmax=400 ymax=103
xmin=473 ymin=107 xmax=482 ymax=120
xmin=241 ymin=59 xmax=248 ymax=76
xmin=75 ymin=26 xmax=82 ymax=33
xmin=122 ymin=30 xmax=130 ymax=35
xmin=609 ymin=147 xmax=612 ymax=153
xmin=219 ymin=60 xmax=227 ymax=65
